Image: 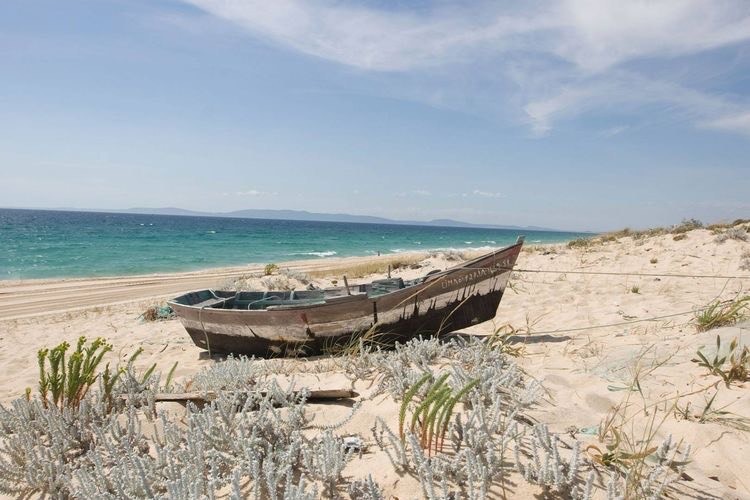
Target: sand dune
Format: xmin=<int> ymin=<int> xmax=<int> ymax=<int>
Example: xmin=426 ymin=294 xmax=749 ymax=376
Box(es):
xmin=1 ymin=229 xmax=749 ymax=498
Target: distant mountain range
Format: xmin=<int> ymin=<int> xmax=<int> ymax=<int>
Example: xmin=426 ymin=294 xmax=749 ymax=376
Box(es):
xmin=115 ymin=207 xmax=562 ymax=232
xmin=6 ymin=205 xmax=575 ymax=232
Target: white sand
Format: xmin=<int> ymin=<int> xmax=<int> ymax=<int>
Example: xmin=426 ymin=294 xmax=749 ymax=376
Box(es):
xmin=1 ymin=228 xmax=749 ymax=498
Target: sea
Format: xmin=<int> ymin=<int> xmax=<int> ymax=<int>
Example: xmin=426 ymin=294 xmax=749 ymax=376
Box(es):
xmin=0 ymin=209 xmax=588 ymax=280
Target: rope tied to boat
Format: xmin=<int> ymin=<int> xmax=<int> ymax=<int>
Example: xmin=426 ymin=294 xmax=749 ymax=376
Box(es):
xmin=464 ymin=266 xmax=750 ymax=280
xmin=518 ymin=302 xmax=748 ymax=336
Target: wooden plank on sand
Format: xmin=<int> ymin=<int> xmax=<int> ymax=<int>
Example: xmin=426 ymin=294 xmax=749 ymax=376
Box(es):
xmin=143 ymin=388 xmax=358 ymax=404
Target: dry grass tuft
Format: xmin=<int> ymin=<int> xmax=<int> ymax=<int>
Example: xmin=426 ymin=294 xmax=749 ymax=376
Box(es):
xmin=263 ymin=263 xmax=279 ymax=276
xmin=670 ymin=218 xmax=703 ymax=234
xmin=708 ymin=218 xmax=750 ymax=232
xmin=741 ymin=251 xmax=750 ymax=272
xmin=587 ymin=349 xmax=690 ymax=498
xmin=567 ymin=237 xmax=594 ymax=249
xmin=308 ymin=254 xmax=425 ymax=279
xmin=714 ymin=227 xmax=749 ymax=244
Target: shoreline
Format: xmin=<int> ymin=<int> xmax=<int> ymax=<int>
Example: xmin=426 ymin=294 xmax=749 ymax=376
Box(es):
xmin=0 ymin=244 xmax=547 ymax=283
xmin=0 ymin=249 xmax=440 ymax=287
xmin=3 ymin=208 xmax=585 ymax=281
xmin=0 ymin=249 xmax=470 ymax=321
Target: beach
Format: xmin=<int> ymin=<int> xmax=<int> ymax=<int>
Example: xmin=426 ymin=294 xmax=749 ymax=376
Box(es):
xmin=1 ymin=225 xmax=749 ymax=498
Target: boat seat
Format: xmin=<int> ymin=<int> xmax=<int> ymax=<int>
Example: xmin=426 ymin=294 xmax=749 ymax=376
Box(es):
xmin=368 ymin=278 xmax=405 ymax=297
xmin=191 ymin=290 xmax=235 ymax=308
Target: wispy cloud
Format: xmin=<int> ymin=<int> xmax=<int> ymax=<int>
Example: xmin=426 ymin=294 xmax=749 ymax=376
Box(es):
xmin=396 ymin=189 xmax=432 ymax=197
xmin=521 ymin=70 xmax=749 ymax=136
xmin=472 ymin=189 xmax=504 ymax=198
xmin=598 ymin=125 xmax=629 ymax=138
xmin=182 ymin=0 xmax=750 ymax=136
xmin=227 ymin=189 xmax=278 ymax=197
xmin=182 ymin=0 xmax=541 ymax=71
xmin=702 ymin=111 xmax=750 ymax=136
xmin=462 ymin=189 xmax=504 ymax=199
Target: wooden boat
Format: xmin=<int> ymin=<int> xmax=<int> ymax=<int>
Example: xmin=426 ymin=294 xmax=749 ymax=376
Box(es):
xmin=169 ymin=236 xmax=524 ymax=356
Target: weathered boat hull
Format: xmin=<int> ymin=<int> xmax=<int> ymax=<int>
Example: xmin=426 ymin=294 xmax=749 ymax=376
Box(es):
xmin=169 ymin=239 xmax=523 ymax=357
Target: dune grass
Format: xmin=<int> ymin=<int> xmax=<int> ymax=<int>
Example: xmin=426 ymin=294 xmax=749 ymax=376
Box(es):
xmin=692 ymin=335 xmax=749 ymax=387
xmin=307 ymin=254 xmax=426 ymax=279
xmin=694 ymin=295 xmax=750 ymax=332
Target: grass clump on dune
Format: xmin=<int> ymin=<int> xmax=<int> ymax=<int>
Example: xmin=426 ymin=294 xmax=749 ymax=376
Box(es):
xmin=692 ymin=335 xmax=749 ymax=387
xmin=308 ymin=254 xmax=425 ymax=279
xmin=694 ymin=295 xmax=750 ymax=332
xmin=670 ymin=218 xmax=703 ymax=235
xmin=568 ymin=218 xmax=710 ymax=249
xmin=714 ymin=227 xmax=749 ymax=243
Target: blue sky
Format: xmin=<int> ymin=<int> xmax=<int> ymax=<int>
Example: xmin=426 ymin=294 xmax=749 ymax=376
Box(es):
xmin=1 ymin=0 xmax=749 ymax=231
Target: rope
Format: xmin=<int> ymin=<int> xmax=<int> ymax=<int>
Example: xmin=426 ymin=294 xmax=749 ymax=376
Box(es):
xmin=464 ymin=265 xmax=750 ymax=280
xmin=524 ymin=309 xmax=698 ymax=336
xmin=513 ymin=268 xmax=750 ymax=280
xmin=453 ymin=264 xmax=749 ymax=336
xmin=508 ymin=301 xmax=749 ymax=337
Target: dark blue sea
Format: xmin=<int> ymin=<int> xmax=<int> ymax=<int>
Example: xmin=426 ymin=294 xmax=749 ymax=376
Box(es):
xmin=0 ymin=209 xmax=587 ymax=279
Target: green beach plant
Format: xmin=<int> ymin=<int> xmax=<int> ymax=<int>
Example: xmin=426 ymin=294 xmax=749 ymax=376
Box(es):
xmin=36 ymin=338 xmax=166 ymax=412
xmin=37 ymin=336 xmax=112 ymax=410
xmin=486 ymin=323 xmax=526 ymax=357
xmin=694 ymin=295 xmax=750 ymax=332
xmin=263 ymin=263 xmax=279 ymax=276
xmin=675 ymin=390 xmax=750 ymax=431
xmin=399 ymin=372 xmax=479 ymax=456
xmin=399 ymin=372 xmax=431 ymax=440
xmin=692 ymin=335 xmax=749 ymax=386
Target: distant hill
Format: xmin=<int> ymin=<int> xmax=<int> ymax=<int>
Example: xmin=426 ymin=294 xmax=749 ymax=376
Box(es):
xmin=117 ymin=207 xmax=562 ymax=232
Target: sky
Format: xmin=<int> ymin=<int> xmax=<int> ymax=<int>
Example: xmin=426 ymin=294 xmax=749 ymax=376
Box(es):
xmin=1 ymin=0 xmax=749 ymax=232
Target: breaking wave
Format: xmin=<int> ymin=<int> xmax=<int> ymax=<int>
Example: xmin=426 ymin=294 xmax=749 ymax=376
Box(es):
xmin=288 ymin=251 xmax=338 ymax=258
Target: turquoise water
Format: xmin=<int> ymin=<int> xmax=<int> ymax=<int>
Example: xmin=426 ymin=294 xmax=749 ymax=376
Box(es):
xmin=0 ymin=209 xmax=587 ymax=280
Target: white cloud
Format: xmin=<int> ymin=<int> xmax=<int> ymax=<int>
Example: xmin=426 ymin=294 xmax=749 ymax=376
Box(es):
xmin=181 ymin=0 xmax=750 ymax=136
xmin=183 ymin=0 xmax=750 ymax=72
xmin=599 ymin=125 xmax=629 ymax=138
xmin=396 ymin=189 xmax=432 ymax=197
xmin=702 ymin=111 xmax=750 ymax=136
xmin=235 ymin=189 xmax=278 ymax=196
xmin=552 ymin=0 xmax=750 ymax=72
xmin=475 ymin=190 xmax=503 ymax=198
xmin=522 ymin=71 xmax=750 ymax=136
xmin=182 ymin=0 xmax=544 ymax=71
xmin=462 ymin=190 xmax=504 ymax=198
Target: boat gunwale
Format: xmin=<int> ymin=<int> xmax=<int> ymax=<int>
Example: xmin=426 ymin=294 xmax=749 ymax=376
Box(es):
xmin=168 ymin=240 xmax=523 ymax=314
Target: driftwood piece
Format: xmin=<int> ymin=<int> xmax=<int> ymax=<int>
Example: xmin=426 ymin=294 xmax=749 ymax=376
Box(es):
xmin=139 ymin=388 xmax=359 ymax=405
